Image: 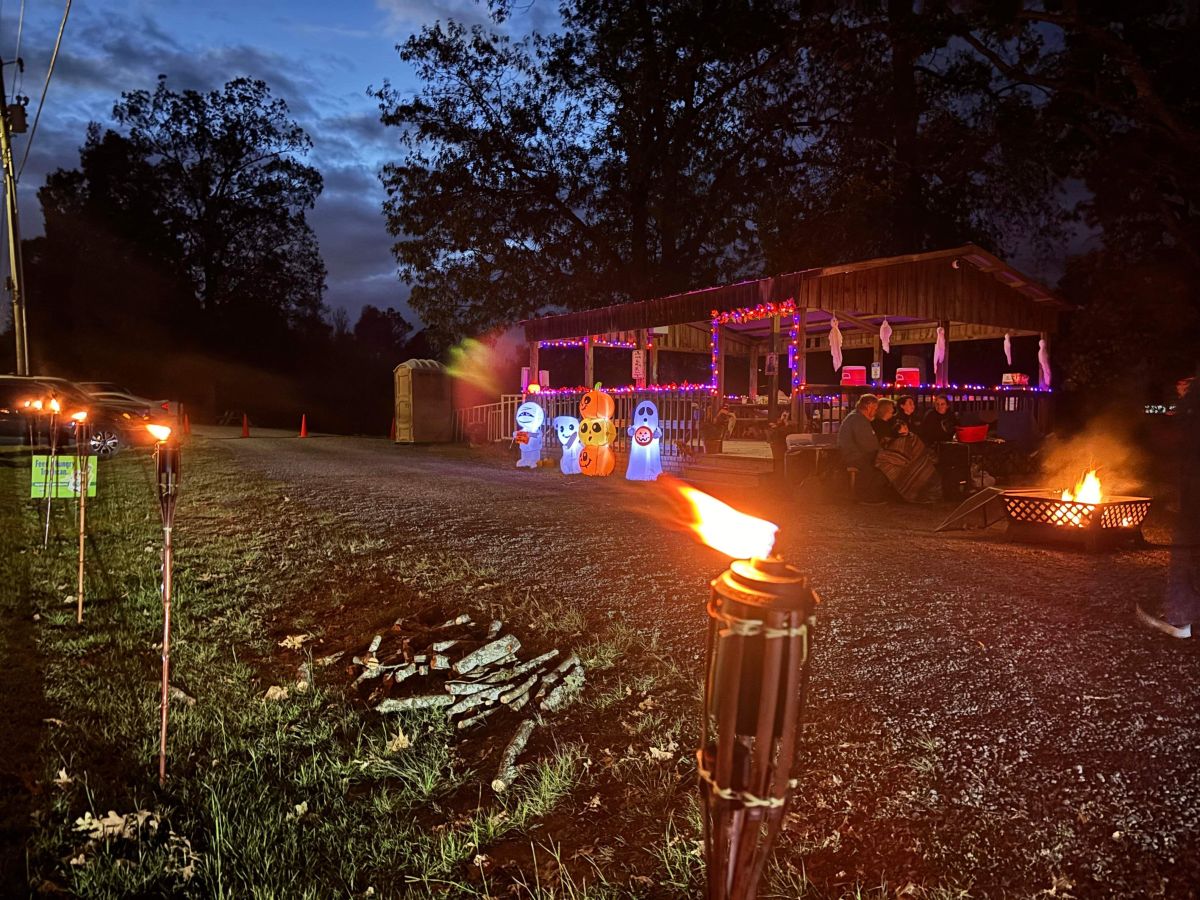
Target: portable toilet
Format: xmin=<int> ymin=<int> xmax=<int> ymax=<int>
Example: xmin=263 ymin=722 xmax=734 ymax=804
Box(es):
xmin=393 ymin=359 xmax=453 ymax=443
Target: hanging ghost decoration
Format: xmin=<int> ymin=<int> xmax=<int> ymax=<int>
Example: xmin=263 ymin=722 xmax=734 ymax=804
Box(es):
xmin=829 ymin=317 xmax=844 ymax=372
xmin=553 ymin=416 xmax=582 ymax=475
xmin=879 ymin=319 xmax=893 ymax=355
xmin=1004 ymin=332 xmax=1013 ymax=367
xmin=1038 ymin=339 xmax=1052 ymax=388
xmin=513 ymin=402 xmax=544 ymax=468
xmin=933 ymin=326 xmax=947 ymax=373
xmin=626 ymin=400 xmax=663 ymax=481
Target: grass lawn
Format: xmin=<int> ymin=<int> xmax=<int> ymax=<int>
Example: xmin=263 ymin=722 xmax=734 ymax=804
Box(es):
xmin=0 ymin=444 xmax=718 ymax=898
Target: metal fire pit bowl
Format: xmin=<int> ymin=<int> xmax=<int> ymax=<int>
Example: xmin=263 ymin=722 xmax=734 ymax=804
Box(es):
xmin=1002 ymin=491 xmax=1152 ymax=552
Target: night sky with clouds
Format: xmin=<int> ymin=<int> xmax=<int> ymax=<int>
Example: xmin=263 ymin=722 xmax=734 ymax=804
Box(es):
xmin=0 ymin=0 xmax=540 ymax=325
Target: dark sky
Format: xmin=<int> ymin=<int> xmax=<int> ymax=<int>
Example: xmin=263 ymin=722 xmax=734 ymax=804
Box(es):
xmin=1 ymin=0 xmax=555 ymax=325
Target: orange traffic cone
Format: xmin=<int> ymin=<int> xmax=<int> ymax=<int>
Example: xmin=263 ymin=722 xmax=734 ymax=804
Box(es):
xmin=183 ymin=413 xmax=191 ymax=435
xmin=241 ymin=413 xmax=250 ymax=438
xmin=388 ymin=417 xmax=396 ymax=441
xmin=299 ymin=414 xmax=308 ymax=438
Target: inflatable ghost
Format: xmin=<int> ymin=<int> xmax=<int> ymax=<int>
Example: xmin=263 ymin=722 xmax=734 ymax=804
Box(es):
xmin=579 ymin=416 xmax=616 ymax=476
xmin=626 ymin=400 xmax=663 ymax=481
xmin=553 ymin=416 xmax=582 ymax=475
xmin=513 ymin=402 xmax=545 ymax=468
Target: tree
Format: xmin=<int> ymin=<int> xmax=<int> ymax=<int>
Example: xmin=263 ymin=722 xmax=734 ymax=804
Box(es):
xmin=376 ymin=3 xmax=1066 ymax=344
xmin=353 ymin=305 xmax=413 ymax=364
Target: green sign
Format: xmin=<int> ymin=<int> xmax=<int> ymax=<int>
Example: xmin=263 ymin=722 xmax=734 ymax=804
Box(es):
xmin=31 ymin=456 xmax=98 ymax=498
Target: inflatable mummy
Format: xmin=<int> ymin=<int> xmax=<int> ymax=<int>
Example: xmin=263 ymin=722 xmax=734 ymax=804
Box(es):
xmin=513 ymin=401 xmax=545 ymax=468
xmin=625 ymin=400 xmax=663 ymax=481
xmin=553 ymin=416 xmax=582 ymax=475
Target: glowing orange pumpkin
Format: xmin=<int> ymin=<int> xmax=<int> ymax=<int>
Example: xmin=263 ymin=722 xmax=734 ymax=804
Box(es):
xmin=579 ymin=388 xmax=615 ymax=420
xmin=579 ymin=444 xmax=615 ymax=477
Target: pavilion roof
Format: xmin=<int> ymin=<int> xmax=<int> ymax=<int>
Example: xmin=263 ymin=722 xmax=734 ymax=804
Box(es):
xmin=522 ymin=245 xmax=1068 ymax=343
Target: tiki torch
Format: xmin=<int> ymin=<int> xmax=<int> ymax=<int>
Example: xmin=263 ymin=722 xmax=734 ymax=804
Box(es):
xmin=72 ymin=411 xmax=90 ymax=624
xmin=147 ymin=423 xmax=180 ymax=785
xmin=43 ymin=397 xmax=62 ymax=548
xmin=677 ymin=486 xmax=819 ymax=900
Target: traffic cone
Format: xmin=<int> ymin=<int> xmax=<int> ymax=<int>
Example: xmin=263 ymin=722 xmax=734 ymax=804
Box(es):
xmin=388 ymin=417 xmax=396 ymax=441
xmin=241 ymin=414 xmax=250 ymax=438
xmin=299 ymin=414 xmax=308 ymax=438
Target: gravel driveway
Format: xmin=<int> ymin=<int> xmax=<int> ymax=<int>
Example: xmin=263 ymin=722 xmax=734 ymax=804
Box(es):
xmin=203 ymin=428 xmax=1200 ymax=897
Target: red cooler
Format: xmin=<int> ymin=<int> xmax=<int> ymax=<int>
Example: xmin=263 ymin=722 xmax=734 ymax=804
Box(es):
xmin=895 ymin=367 xmax=921 ymax=387
xmin=840 ymin=366 xmax=867 ymax=386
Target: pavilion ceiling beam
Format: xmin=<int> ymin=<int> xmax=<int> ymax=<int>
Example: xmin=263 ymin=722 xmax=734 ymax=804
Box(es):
xmin=819 ymin=309 xmax=881 ymax=333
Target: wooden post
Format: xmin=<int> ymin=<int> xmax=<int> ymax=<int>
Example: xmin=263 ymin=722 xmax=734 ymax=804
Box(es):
xmin=873 ymin=337 xmax=883 ymax=384
xmin=649 ymin=331 xmax=660 ymax=385
xmin=748 ymin=343 xmax=760 ymax=400
xmin=583 ymin=336 xmax=594 ymax=388
xmin=528 ymin=341 xmax=540 ymax=389
xmin=767 ymin=315 xmax=781 ymax=422
xmin=635 ymin=329 xmax=648 ymax=388
xmin=791 ymin=308 xmax=807 ymax=424
xmin=716 ymin=324 xmax=728 ymax=404
xmin=935 ymin=319 xmax=950 ymax=388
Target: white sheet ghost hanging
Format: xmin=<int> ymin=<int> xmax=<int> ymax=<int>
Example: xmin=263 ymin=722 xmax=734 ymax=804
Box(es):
xmin=625 ymin=400 xmax=663 ymax=481
xmin=513 ymin=401 xmax=544 ymax=468
xmin=1003 ymin=332 xmax=1013 ymax=367
xmin=879 ymin=319 xmax=892 ymax=355
xmin=829 ymin=317 xmax=844 ymax=371
xmin=933 ymin=326 xmax=947 ymax=373
xmin=1038 ymin=339 xmax=1052 ymax=387
xmin=553 ymin=416 xmax=582 ymax=475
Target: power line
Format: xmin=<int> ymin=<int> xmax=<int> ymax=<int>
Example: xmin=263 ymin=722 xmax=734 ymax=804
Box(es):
xmin=17 ymin=0 xmax=71 ymax=181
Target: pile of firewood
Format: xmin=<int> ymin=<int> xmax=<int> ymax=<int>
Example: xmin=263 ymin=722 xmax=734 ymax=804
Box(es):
xmin=351 ymin=613 xmax=586 ymax=733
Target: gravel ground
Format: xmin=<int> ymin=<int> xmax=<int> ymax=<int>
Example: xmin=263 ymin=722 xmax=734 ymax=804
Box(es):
xmin=201 ymin=428 xmax=1200 ymax=897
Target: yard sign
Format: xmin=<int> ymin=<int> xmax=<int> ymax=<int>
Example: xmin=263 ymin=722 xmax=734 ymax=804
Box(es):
xmin=31 ymin=456 xmax=98 ymax=498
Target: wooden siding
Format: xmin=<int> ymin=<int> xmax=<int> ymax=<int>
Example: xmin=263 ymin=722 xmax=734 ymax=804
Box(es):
xmin=524 ymin=244 xmax=1065 ymax=342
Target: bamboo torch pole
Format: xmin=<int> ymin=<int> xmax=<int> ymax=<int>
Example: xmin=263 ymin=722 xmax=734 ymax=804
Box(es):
xmin=72 ymin=412 xmax=90 ymax=623
xmin=148 ymin=424 xmax=180 ymax=784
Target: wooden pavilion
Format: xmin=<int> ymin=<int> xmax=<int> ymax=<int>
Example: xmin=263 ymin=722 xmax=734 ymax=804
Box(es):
xmin=518 ymin=245 xmax=1068 ymax=464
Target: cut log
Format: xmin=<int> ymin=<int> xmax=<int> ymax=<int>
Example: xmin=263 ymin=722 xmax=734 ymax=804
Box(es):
xmin=438 ymin=613 xmax=472 ymax=629
xmin=368 ymin=635 xmax=382 ymax=654
xmin=479 ymin=649 xmax=559 ymax=685
xmin=453 ymin=636 xmax=522 ymax=675
xmin=431 ymin=640 xmax=458 ymax=652
xmin=491 ymin=720 xmax=536 ymax=792
xmin=487 ymin=620 xmax=503 ymax=638
xmin=539 ymin=664 xmax=586 ymax=713
xmin=457 ymin=705 xmax=501 ymax=730
xmin=499 ymin=674 xmax=539 ymax=707
xmin=376 ymin=694 xmax=454 ymax=713
xmin=430 ymin=654 xmax=451 ymax=670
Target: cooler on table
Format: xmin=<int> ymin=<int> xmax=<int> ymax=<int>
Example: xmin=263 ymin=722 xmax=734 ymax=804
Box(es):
xmin=895 ymin=367 xmax=921 ymax=387
xmin=840 ymin=366 xmax=867 ymax=386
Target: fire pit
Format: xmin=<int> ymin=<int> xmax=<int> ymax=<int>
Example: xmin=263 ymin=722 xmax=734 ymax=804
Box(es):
xmin=1003 ymin=469 xmax=1151 ymax=552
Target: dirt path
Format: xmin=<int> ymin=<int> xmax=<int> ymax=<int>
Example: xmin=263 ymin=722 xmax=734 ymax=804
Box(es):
xmin=204 ymin=429 xmax=1200 ymax=896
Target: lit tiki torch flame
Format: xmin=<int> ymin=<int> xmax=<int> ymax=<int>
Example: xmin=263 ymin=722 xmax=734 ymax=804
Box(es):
xmin=672 ymin=484 xmax=819 ymax=900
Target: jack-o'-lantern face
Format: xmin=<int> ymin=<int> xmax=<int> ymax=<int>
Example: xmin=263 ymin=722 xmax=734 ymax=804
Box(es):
xmin=579 ymin=444 xmax=615 ymax=476
xmin=553 ymin=416 xmax=579 ymax=446
xmin=515 ymin=402 xmax=544 ymax=433
xmin=580 ymin=416 xmax=615 ymax=446
xmin=579 ymin=389 xmax=615 ymax=419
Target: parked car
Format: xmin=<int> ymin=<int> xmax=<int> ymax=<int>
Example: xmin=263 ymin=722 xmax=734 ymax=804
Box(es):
xmin=79 ymin=382 xmax=179 ymax=419
xmin=1 ymin=375 xmax=170 ymax=456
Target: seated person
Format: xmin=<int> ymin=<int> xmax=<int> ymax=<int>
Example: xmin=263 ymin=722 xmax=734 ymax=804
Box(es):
xmin=838 ymin=394 xmax=889 ymax=503
xmin=872 ymin=398 xmax=905 ymax=441
xmin=919 ymin=394 xmax=958 ymax=446
xmin=895 ymin=395 xmax=918 ymax=433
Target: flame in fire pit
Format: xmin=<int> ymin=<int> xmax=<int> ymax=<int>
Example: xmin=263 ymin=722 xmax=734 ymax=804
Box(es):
xmin=676 ymin=486 xmax=779 ymax=559
xmin=1061 ymin=468 xmax=1102 ymax=504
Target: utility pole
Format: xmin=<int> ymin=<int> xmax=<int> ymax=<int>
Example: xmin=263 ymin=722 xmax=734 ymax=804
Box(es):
xmin=0 ymin=58 xmax=29 ymax=374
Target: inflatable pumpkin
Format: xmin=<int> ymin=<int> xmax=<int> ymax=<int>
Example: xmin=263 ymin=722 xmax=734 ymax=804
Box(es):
xmin=580 ymin=416 xmax=616 ymax=446
xmin=579 ymin=443 xmax=615 ymax=477
xmin=579 ymin=388 xmax=615 ymax=419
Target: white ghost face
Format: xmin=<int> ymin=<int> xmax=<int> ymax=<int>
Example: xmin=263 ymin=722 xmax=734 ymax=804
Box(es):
xmin=553 ymin=416 xmax=579 ymax=445
xmin=515 ymin=402 xmax=545 ymax=433
xmin=632 ymin=401 xmax=660 ymax=429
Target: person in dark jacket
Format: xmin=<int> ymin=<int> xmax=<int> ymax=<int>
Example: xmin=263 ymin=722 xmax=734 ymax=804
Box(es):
xmin=838 ymin=394 xmax=888 ymax=503
xmin=1138 ymin=369 xmax=1200 ymax=637
xmin=895 ymin=395 xmax=918 ymax=433
xmin=919 ymin=395 xmax=958 ymax=446
xmin=872 ymin=398 xmax=901 ymax=442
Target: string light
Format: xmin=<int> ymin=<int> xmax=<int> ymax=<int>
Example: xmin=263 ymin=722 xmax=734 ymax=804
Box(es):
xmin=538 ymin=338 xmax=650 ymax=349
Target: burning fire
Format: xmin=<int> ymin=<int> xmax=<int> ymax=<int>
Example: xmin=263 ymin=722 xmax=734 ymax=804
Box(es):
xmin=676 ymin=485 xmax=779 ymax=559
xmin=1061 ymin=469 xmax=1102 ymax=504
